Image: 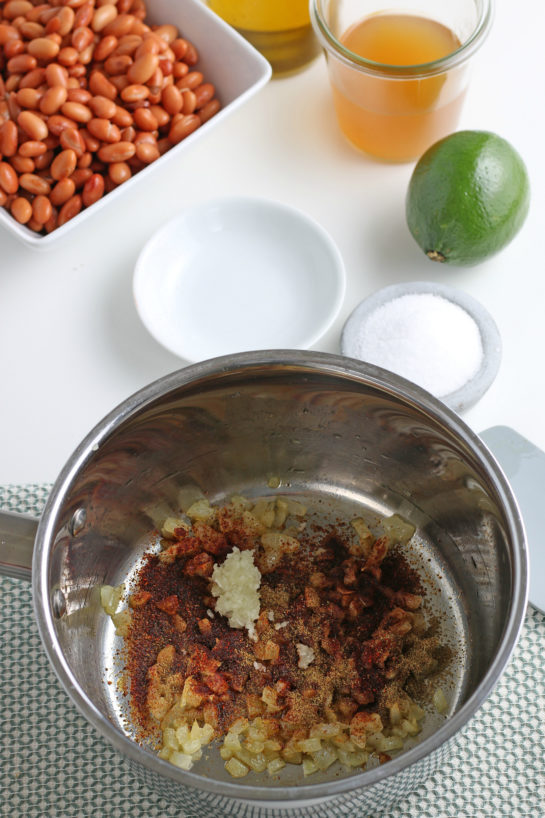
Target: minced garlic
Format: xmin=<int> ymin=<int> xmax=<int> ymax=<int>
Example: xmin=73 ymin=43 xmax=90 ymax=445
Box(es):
xmin=210 ymin=547 xmax=261 ymax=640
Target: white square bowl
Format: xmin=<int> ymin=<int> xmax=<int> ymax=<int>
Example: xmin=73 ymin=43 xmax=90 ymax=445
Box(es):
xmin=0 ymin=0 xmax=271 ymax=249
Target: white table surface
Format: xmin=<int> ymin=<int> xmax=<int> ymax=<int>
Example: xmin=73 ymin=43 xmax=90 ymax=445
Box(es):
xmin=0 ymin=0 xmax=543 ymax=486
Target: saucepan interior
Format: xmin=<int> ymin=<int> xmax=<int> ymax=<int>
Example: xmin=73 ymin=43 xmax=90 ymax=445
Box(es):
xmin=32 ymin=351 xmax=527 ymax=809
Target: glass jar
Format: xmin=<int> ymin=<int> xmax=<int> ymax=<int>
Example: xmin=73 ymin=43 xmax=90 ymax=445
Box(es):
xmin=208 ymin=0 xmax=320 ymax=76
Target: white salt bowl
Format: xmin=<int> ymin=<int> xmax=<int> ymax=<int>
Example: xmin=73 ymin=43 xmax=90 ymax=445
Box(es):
xmin=341 ymin=281 xmax=502 ymax=414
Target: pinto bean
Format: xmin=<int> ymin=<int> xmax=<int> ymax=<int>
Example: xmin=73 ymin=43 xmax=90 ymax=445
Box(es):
xmin=135 ymin=140 xmax=159 ymax=163
xmin=57 ymin=46 xmax=79 ymax=67
xmin=61 ymin=101 xmax=92 ymax=123
xmin=11 ymin=195 xmax=33 ymax=224
xmin=49 ymin=176 xmax=76 ymax=206
xmin=177 ymin=71 xmax=204 ymax=91
xmin=181 ymin=89 xmax=196 ymax=115
xmin=132 ymin=106 xmax=157 ymax=131
xmin=161 ymin=84 xmax=182 ymax=115
xmin=34 ymin=149 xmax=55 ymax=171
xmin=194 ymin=83 xmax=215 ymax=110
xmin=47 ymin=113 xmax=78 ymax=135
xmin=18 ymin=140 xmax=47 ymax=158
xmin=59 ymin=127 xmax=86 ymax=156
xmin=32 ymin=194 xmax=52 ymax=224
xmin=103 ymin=13 xmax=135 ymax=39
xmin=7 ymin=53 xmax=37 ymax=74
xmin=0 ymin=121 xmax=18 ymax=157
xmin=57 ymin=192 xmax=82 ymax=226
xmin=66 ymin=87 xmax=92 ymax=105
xmin=74 ymin=2 xmax=93 ymax=29
xmin=16 ymin=87 xmax=42 ymax=109
xmin=108 ymin=160 xmax=131 ymax=185
xmin=0 ymin=0 xmax=221 ymax=234
xmin=120 ymin=83 xmax=149 ymax=103
xmin=93 ymin=33 xmax=118 ymax=61
xmin=104 ymin=53 xmax=132 ymax=75
xmin=198 ymin=98 xmax=221 ymax=124
xmin=19 ymin=172 xmax=51 ymax=195
xmin=27 ymin=37 xmax=60 ymax=61
xmin=111 ymin=104 xmax=133 ymax=128
xmin=71 ymin=25 xmax=94 ymax=52
xmin=127 ymin=52 xmax=158 ymax=84
xmin=18 ymin=67 xmax=45 ymax=90
xmin=168 ymin=113 xmax=200 ymax=144
xmin=51 ymin=148 xmax=78 ymax=180
xmin=45 ymin=62 xmax=69 ymax=88
xmin=92 ymin=4 xmax=118 ymax=33
xmin=17 ymin=110 xmax=48 ymax=141
xmin=88 ymin=70 xmax=117 ymax=99
xmin=89 ymin=94 xmax=117 ymax=119
xmin=87 ymin=117 xmax=121 ymax=143
xmin=97 ymin=141 xmax=135 ymax=162
xmin=39 ymin=85 xmax=68 ymax=115
xmin=81 ymin=172 xmax=104 ymax=206
xmin=69 ymin=167 xmax=93 ymax=189
xmin=10 ymin=155 xmax=34 ymax=173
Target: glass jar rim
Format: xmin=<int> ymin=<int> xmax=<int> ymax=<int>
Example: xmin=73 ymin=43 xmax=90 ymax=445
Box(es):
xmin=310 ymin=0 xmax=494 ymax=78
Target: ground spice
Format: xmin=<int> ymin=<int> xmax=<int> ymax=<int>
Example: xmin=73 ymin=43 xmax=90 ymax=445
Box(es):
xmin=122 ymin=514 xmax=436 ymax=744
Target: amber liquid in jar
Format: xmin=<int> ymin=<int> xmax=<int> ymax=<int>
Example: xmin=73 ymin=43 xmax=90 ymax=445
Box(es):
xmin=208 ymin=0 xmax=319 ymax=76
xmin=332 ymin=14 xmax=463 ymax=161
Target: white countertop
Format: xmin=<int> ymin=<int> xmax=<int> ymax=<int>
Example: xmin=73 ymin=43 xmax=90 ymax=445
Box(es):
xmin=1 ymin=0 xmax=543 ymax=486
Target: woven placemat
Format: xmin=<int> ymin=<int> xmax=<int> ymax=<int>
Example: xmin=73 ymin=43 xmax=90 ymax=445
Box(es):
xmin=1 ymin=484 xmax=543 ymax=818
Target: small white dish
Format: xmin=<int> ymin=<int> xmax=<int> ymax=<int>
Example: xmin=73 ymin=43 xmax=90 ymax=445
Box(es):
xmin=0 ymin=0 xmax=271 ymax=249
xmin=341 ymin=281 xmax=502 ymax=414
xmin=133 ymin=196 xmax=346 ymax=362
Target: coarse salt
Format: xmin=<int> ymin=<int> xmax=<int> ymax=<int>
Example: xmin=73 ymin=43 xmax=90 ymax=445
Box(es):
xmin=350 ymin=293 xmax=483 ymax=397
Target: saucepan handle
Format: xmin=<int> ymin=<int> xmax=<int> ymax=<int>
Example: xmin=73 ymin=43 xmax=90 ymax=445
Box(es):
xmin=480 ymin=425 xmax=543 ymax=614
xmin=0 ymin=510 xmax=39 ymax=582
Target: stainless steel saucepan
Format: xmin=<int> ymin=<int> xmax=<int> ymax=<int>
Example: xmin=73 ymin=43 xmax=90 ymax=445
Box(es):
xmin=0 ymin=351 xmax=528 ymax=817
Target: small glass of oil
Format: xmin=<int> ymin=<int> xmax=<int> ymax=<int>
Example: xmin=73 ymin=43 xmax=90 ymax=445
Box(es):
xmin=310 ymin=0 xmax=493 ymax=162
xmin=207 ymin=0 xmax=320 ymax=76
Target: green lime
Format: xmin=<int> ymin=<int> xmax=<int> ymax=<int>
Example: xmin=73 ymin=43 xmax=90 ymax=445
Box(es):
xmin=406 ymin=130 xmax=530 ymax=266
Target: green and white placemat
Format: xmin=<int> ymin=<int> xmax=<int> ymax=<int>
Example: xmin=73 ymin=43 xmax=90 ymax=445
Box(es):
xmin=1 ymin=484 xmax=544 ymax=818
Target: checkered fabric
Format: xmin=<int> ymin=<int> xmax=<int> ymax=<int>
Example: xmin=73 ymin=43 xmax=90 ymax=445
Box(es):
xmin=1 ymin=484 xmax=543 ymax=818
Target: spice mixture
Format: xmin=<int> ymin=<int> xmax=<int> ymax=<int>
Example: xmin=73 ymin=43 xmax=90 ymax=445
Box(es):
xmin=101 ymin=494 xmax=449 ymax=779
